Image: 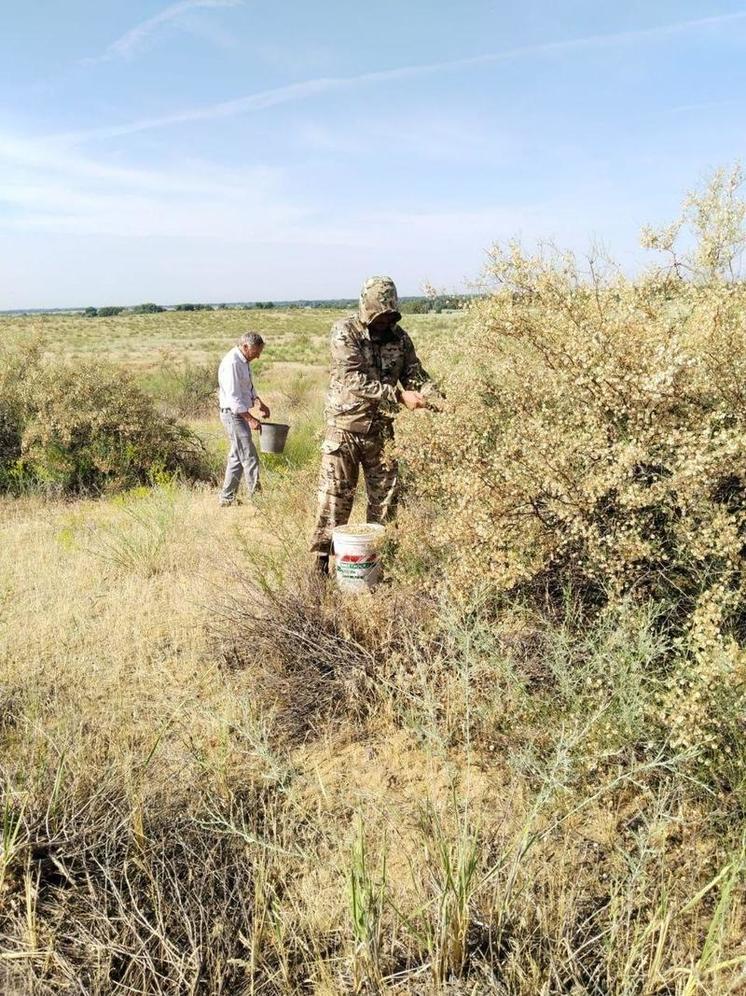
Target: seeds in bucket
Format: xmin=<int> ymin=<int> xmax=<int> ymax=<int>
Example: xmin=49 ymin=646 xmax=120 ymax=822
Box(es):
xmin=333 ymin=524 xmax=384 ymax=536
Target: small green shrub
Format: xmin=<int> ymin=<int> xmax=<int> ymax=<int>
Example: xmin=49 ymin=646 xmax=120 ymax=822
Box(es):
xmin=0 ymin=342 xmax=211 ymax=494
xmin=132 ymin=302 xmax=165 ymax=314
xmin=144 ymin=358 xmax=218 ymax=417
xmin=0 ymin=337 xmax=41 ymax=490
xmin=279 ymin=372 xmax=314 ymax=410
xmin=90 ymin=484 xmax=179 ymax=576
xmin=24 ymin=361 xmax=210 ymax=493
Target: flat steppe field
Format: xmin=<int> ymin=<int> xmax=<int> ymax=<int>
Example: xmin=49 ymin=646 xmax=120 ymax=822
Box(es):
xmin=1 ymin=307 xmax=742 ymax=994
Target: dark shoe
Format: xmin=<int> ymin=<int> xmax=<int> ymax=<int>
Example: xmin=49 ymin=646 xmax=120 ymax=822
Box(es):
xmin=313 ymin=555 xmax=330 ymax=577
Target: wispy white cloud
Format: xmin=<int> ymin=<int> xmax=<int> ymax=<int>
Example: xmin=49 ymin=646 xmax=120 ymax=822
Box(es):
xmin=0 ymin=126 xmax=535 ymax=251
xmin=0 ymin=131 xmax=302 ymax=243
xmin=63 ymin=9 xmax=746 ymax=140
xmin=0 ymin=121 xmax=639 ymax=267
xmin=83 ymin=0 xmax=243 ymax=64
xmin=0 ymin=131 xmax=648 ymax=309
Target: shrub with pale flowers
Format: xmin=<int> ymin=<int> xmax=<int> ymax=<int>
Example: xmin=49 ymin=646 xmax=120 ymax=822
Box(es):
xmin=397 ymin=167 xmax=746 ymax=763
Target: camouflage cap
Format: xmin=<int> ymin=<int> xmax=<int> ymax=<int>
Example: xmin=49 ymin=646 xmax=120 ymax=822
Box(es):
xmin=358 ymin=276 xmax=401 ymax=326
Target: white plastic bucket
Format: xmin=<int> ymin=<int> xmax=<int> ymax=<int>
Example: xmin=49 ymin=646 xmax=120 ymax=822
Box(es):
xmin=332 ymin=523 xmax=385 ymax=593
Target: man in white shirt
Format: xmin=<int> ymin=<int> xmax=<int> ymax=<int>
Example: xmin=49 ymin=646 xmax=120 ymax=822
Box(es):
xmin=217 ymin=331 xmax=270 ymax=505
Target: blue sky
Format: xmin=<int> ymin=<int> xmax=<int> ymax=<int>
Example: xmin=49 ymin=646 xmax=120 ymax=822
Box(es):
xmin=1 ymin=1 xmax=745 ymax=308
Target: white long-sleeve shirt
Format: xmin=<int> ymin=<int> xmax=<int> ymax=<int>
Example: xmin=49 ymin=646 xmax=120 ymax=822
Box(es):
xmin=218 ymin=346 xmax=257 ymax=413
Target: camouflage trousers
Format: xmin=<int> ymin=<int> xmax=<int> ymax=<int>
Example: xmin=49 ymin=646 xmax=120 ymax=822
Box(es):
xmin=309 ymin=425 xmax=398 ymax=556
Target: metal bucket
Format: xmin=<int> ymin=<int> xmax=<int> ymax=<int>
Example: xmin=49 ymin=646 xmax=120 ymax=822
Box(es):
xmin=259 ymin=422 xmax=290 ymax=454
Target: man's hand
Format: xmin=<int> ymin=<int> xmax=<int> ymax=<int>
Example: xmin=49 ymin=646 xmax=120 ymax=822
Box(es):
xmin=242 ymin=412 xmax=262 ymax=431
xmin=256 ymin=399 xmax=271 ymax=419
xmin=399 ymin=389 xmax=427 ymax=411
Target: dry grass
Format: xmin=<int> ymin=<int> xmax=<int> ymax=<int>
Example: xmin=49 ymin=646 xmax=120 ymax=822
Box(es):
xmin=0 ymin=305 xmax=744 ymax=993
xmin=1 ymin=482 xmax=744 ymax=992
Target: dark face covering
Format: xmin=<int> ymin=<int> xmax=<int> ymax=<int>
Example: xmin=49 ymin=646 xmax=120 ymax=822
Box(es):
xmin=368 ymin=314 xmax=398 ymax=341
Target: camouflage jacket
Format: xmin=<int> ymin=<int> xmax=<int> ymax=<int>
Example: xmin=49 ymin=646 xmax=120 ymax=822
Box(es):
xmin=324 ymin=276 xmax=433 ymax=434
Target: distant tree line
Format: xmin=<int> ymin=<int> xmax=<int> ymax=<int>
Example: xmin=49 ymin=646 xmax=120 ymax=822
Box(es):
xmin=78 ymin=295 xmax=473 ymax=318
xmin=82 ymin=302 xmax=166 ymax=318
xmin=273 ymin=300 xmax=356 ymax=309
xmin=276 ymin=295 xmax=471 ymax=312
xmin=83 ymin=306 xmax=124 ymax=318
xmin=82 ymin=301 xmax=267 ymax=317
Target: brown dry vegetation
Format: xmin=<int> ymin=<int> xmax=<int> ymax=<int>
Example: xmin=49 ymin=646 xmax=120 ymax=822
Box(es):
xmin=1 ymin=179 xmax=745 ymax=994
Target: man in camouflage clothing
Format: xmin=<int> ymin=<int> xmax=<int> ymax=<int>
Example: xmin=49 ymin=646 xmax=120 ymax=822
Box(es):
xmin=310 ymin=275 xmax=434 ymax=573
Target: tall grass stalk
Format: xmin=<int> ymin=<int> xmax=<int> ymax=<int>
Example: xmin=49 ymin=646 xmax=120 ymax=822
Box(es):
xmin=349 ymin=819 xmax=388 ymax=991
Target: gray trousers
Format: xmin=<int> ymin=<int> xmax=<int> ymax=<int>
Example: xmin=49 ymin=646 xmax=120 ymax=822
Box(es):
xmin=219 ymin=410 xmax=260 ymax=501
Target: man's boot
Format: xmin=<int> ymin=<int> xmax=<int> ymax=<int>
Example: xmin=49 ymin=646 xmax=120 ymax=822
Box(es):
xmin=313 ymin=554 xmax=330 ymax=577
